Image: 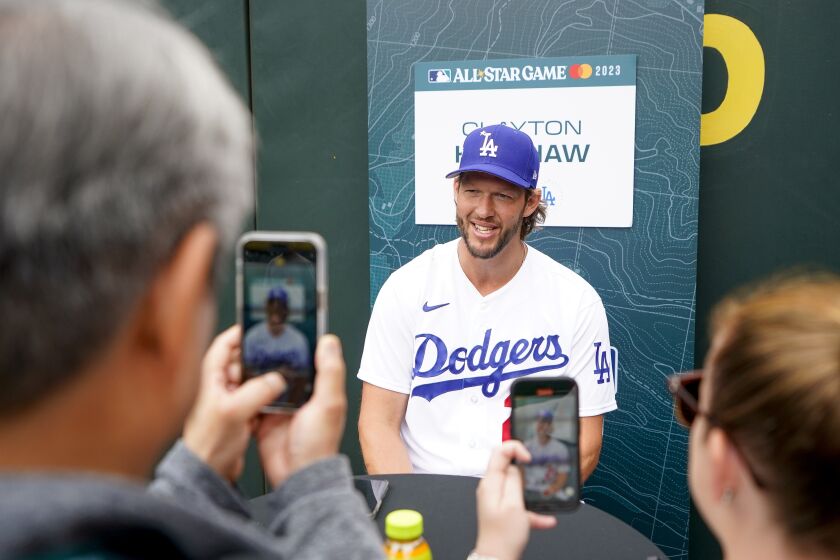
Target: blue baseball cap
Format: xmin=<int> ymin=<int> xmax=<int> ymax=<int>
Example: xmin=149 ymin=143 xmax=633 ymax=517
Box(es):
xmin=267 ymin=286 xmax=288 ymax=306
xmin=537 ymin=410 xmax=554 ymax=422
xmin=445 ymin=124 xmax=540 ymax=189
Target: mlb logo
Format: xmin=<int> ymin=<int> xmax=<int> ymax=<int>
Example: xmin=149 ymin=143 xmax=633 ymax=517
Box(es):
xmin=427 ymin=69 xmax=451 ymax=83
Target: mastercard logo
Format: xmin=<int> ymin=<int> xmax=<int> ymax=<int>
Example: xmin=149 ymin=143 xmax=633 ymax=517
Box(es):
xmin=568 ymin=63 xmax=592 ymax=80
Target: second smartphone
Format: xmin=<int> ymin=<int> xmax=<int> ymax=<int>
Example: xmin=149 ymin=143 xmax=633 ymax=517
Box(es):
xmin=510 ymin=377 xmax=581 ymax=512
xmin=236 ymin=231 xmax=327 ymax=412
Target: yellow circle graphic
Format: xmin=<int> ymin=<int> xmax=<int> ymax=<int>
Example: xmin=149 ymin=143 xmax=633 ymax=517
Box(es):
xmin=580 ymin=64 xmax=593 ymax=79
xmin=701 ymin=14 xmax=765 ymax=146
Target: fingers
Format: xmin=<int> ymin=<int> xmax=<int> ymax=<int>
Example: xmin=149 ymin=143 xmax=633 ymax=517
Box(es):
xmin=226 ymin=359 xmax=243 ymax=386
xmin=486 ymin=440 xmax=532 ymax=475
xmin=256 ymin=410 xmax=291 ymax=438
xmin=500 ymin=464 xmax=525 ymax=508
xmin=203 ymin=325 xmax=241 ymax=374
xmin=507 ymin=440 xmax=533 ymax=464
xmin=311 ymin=334 xmax=346 ymax=402
xmin=481 ymin=441 xmax=531 ymax=502
xmin=226 ymin=372 xmax=286 ymax=420
xmin=528 ymin=511 xmax=557 ymax=530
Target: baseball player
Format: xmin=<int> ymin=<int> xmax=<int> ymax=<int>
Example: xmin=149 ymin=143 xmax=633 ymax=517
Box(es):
xmin=523 ymin=410 xmax=574 ymax=499
xmin=358 ymin=124 xmax=616 ymax=478
xmin=244 ymin=286 xmax=310 ymax=373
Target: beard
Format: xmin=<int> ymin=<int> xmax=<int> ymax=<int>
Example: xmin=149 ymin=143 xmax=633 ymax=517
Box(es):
xmin=456 ymin=211 xmax=523 ymax=259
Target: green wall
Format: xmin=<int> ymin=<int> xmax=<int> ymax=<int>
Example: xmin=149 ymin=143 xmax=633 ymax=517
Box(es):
xmin=248 ymin=0 xmax=370 ymax=471
xmin=159 ymin=0 xmax=266 ymax=497
xmin=693 ymin=1 xmax=840 ymax=558
xmin=163 ymin=0 xmax=370 ymax=490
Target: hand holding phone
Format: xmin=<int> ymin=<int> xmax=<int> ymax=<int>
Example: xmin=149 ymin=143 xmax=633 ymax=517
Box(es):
xmin=237 ymin=232 xmax=327 ymax=412
xmin=474 ymin=441 xmax=557 ymax=560
xmin=510 ymin=378 xmax=581 ymax=513
xmin=182 ymin=326 xmax=286 ymax=482
xmin=256 ymin=334 xmax=347 ymax=487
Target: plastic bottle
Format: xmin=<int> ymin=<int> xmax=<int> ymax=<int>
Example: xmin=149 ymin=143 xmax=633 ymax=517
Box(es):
xmin=383 ymin=509 xmax=433 ymax=560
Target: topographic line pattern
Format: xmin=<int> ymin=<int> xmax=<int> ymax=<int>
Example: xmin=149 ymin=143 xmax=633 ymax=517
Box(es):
xmin=367 ymin=1 xmax=703 ymax=557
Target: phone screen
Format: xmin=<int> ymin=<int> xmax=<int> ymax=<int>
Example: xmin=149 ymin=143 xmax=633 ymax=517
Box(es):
xmin=239 ymin=234 xmax=325 ymax=410
xmin=511 ymin=379 xmax=580 ymax=512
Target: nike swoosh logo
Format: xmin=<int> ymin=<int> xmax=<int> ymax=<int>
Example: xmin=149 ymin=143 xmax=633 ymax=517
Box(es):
xmin=422 ymin=301 xmax=450 ymax=312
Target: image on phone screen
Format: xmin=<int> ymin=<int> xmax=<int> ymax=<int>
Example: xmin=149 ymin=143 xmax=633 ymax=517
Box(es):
xmin=512 ymin=382 xmax=579 ymax=511
xmin=240 ymin=239 xmax=319 ymax=409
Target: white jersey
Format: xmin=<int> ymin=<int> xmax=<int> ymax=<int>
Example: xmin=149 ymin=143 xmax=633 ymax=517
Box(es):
xmin=358 ymin=239 xmax=616 ymax=476
xmin=243 ymin=322 xmax=310 ymax=371
xmin=524 ymin=437 xmax=571 ymax=494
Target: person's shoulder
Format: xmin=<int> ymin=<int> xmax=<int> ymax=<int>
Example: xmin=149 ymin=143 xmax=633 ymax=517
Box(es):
xmin=285 ymin=323 xmax=307 ymax=341
xmin=0 ymin=475 xmax=202 ymax=558
xmin=551 ymin=438 xmax=570 ymax=451
xmin=244 ymin=321 xmax=267 ymax=341
xmin=526 ymin=245 xmax=603 ymax=305
xmin=382 ymin=239 xmax=458 ymax=287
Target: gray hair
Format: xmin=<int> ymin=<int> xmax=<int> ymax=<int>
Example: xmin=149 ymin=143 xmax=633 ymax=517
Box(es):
xmin=0 ymin=0 xmax=253 ymax=414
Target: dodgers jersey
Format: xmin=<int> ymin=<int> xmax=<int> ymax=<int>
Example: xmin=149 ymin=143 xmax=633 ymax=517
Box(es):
xmin=243 ymin=322 xmax=310 ymax=372
xmin=524 ymin=437 xmax=572 ymax=495
xmin=358 ymin=239 xmax=617 ymax=476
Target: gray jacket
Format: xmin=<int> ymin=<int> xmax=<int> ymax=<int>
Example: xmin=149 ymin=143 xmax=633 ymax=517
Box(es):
xmin=0 ymin=441 xmax=384 ymax=559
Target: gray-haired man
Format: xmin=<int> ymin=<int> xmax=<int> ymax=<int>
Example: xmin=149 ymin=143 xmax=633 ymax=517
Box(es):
xmin=0 ymin=0 xmax=381 ymax=557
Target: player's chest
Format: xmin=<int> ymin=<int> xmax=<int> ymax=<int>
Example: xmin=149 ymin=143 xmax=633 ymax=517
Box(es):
xmin=410 ymin=299 xmax=577 ymax=392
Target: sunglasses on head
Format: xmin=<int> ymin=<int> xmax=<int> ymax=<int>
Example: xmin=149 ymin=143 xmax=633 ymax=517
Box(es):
xmin=666 ymin=369 xmax=768 ymax=489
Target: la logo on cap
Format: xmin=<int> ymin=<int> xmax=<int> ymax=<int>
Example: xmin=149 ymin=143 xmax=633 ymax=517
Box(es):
xmin=478 ymin=131 xmax=498 ymax=158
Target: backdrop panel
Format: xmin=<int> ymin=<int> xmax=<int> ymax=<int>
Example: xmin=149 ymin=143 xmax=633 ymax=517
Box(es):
xmin=368 ymin=1 xmax=704 ymax=557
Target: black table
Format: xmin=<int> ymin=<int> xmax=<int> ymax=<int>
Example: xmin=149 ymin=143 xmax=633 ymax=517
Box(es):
xmin=252 ymin=473 xmax=666 ymax=560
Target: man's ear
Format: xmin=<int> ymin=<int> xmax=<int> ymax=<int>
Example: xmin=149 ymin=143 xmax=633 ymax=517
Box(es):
xmin=135 ymin=223 xmax=218 ymax=375
xmin=523 ymin=187 xmax=542 ymax=217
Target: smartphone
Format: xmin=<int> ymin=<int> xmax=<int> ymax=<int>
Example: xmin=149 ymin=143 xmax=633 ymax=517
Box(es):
xmin=353 ymin=478 xmax=390 ymax=519
xmin=510 ymin=378 xmax=580 ymax=512
xmin=236 ymin=231 xmax=327 ymax=412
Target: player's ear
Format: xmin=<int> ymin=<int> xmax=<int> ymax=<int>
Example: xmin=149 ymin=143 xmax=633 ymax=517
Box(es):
xmin=523 ymin=187 xmax=542 ymax=217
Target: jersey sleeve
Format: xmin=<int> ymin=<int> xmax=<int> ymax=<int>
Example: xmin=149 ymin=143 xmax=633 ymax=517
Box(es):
xmin=357 ymin=275 xmax=415 ymax=394
xmin=566 ymin=291 xmax=617 ymax=416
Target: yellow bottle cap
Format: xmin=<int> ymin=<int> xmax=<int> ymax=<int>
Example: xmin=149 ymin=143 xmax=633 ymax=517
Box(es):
xmin=384 ymin=509 xmax=424 ymax=541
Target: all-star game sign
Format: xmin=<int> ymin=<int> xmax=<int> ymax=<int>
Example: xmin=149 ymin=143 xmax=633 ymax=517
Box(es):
xmin=415 ymin=55 xmax=637 ymax=227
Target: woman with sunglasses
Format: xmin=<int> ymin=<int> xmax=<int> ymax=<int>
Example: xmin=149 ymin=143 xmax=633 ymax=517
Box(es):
xmin=668 ymin=276 xmax=840 ymax=559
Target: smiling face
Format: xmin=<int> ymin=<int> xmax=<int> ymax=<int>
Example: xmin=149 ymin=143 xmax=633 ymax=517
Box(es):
xmin=454 ymin=172 xmax=539 ymax=260
xmin=536 ymin=417 xmax=553 ymax=444
xmin=266 ymin=298 xmax=288 ymax=337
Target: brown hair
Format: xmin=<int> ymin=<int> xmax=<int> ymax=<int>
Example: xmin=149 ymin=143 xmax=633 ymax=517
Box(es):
xmin=521 ymin=189 xmax=547 ymax=239
xmin=455 ymin=173 xmax=547 ymax=239
xmin=708 ymin=274 xmax=840 ymax=555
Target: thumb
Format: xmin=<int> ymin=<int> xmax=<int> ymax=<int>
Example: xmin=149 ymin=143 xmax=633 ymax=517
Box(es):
xmin=528 ymin=512 xmax=558 ymax=530
xmin=310 ymin=334 xmax=346 ymax=401
xmin=227 ymin=372 xmax=286 ymax=419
